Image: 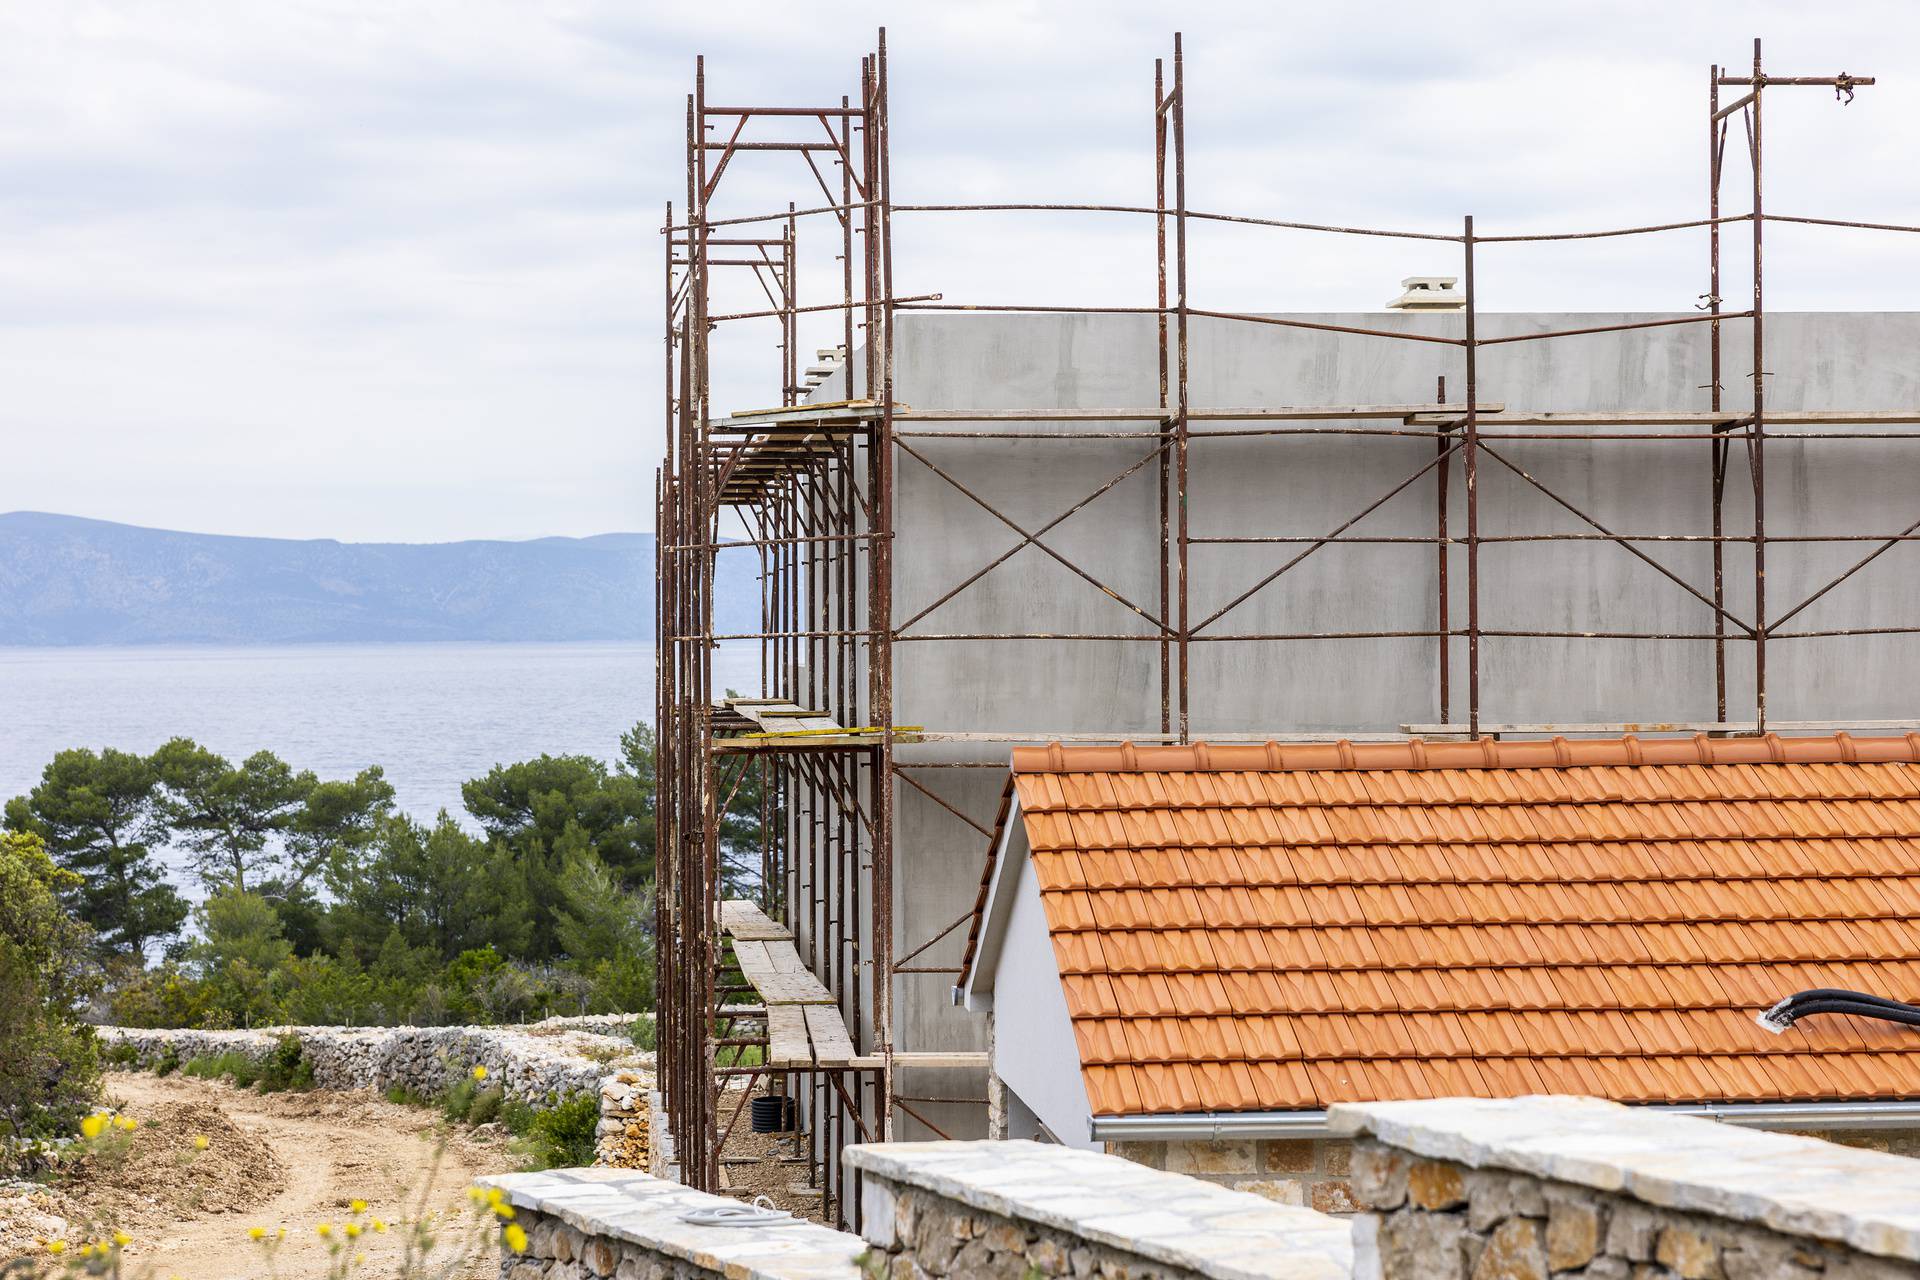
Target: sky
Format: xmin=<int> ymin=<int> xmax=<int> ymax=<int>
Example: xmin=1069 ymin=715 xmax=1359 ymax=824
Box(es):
xmin=3 ymin=1 xmax=1919 ymax=543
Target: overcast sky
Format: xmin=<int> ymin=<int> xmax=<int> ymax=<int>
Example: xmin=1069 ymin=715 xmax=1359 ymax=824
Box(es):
xmin=4 ymin=1 xmax=1919 ymax=542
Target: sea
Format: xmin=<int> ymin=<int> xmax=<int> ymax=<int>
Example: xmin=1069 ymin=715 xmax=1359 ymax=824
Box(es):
xmin=0 ymin=641 xmax=759 ymax=891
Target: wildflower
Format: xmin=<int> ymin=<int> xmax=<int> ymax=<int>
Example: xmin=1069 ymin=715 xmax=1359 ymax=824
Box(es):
xmin=192 ymin=1135 xmax=209 ymax=1151
xmin=503 ymin=1223 xmax=528 ymax=1254
xmin=80 ymin=1114 xmax=107 ymax=1140
xmin=354 ymin=1253 xmax=366 ymax=1266
xmin=275 ymin=1228 xmax=287 ymax=1241
xmin=116 ymin=1115 xmax=137 ymax=1131
xmin=78 ymin=1244 xmax=94 ymax=1259
xmin=491 ymin=1202 xmax=515 ymax=1221
xmin=485 ymin=1188 xmax=504 ymax=1207
xmin=45 ymin=1241 xmax=65 ymax=1256
xmin=316 ymin=1222 xmax=333 ymax=1238
xmin=370 ymin=1219 xmax=388 ymax=1234
xmin=466 ymin=1186 xmax=487 ymax=1203
xmin=349 ymin=1198 xmax=367 ymax=1215
xmin=472 ymin=1065 xmax=488 ymax=1081
xmin=113 ymin=1230 xmax=132 ymax=1247
xmin=248 ymin=1227 xmax=266 ymax=1241
xmin=344 ymin=1223 xmax=362 ymax=1240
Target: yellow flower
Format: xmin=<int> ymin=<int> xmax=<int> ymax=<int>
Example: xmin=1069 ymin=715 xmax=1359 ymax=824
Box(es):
xmin=491 ymin=1203 xmax=515 ymax=1221
xmin=370 ymin=1219 xmax=387 ymax=1234
xmin=472 ymin=1065 xmax=488 ymax=1081
xmin=344 ymin=1223 xmax=361 ymax=1239
xmin=45 ymin=1241 xmax=65 ymax=1256
xmin=353 ymin=1253 xmax=366 ymax=1266
xmin=80 ymin=1114 xmax=107 ymax=1140
xmin=116 ymin=1115 xmax=137 ymax=1131
xmin=503 ymin=1223 xmax=528 ymax=1254
xmin=192 ymin=1135 xmax=209 ymax=1151
xmin=316 ymin=1222 xmax=333 ymax=1238
xmin=113 ymin=1230 xmax=132 ymax=1247
xmin=485 ymin=1188 xmax=504 ymax=1206
xmin=248 ymin=1227 xmax=266 ymax=1241
xmin=275 ymin=1228 xmax=287 ymax=1241
xmin=78 ymin=1244 xmax=94 ymax=1259
xmin=349 ymin=1198 xmax=367 ymax=1215
xmin=466 ymin=1186 xmax=487 ymax=1203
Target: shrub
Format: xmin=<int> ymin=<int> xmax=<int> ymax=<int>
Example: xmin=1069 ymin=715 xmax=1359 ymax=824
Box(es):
xmin=0 ymin=831 xmax=103 ymax=1160
xmin=386 ymin=1084 xmax=430 ymax=1107
xmin=102 ymin=1041 xmax=141 ymax=1068
xmin=256 ymin=1033 xmax=313 ymax=1093
xmin=467 ymin=1086 xmax=504 ymax=1127
xmin=630 ymin=1014 xmax=657 ymax=1052
xmin=440 ymin=1077 xmax=477 ymax=1124
xmin=182 ymin=1050 xmax=261 ymax=1087
xmin=153 ymin=1046 xmax=180 ymax=1077
xmin=519 ymin=1092 xmax=598 ymax=1170
xmin=498 ymin=1099 xmax=536 ymax=1137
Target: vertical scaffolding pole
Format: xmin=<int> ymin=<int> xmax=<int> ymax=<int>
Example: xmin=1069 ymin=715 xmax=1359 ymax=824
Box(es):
xmin=1435 ymin=374 xmax=1450 ymax=725
xmin=872 ymin=25 xmax=898 ymax=1143
xmin=1172 ymin=33 xmax=1191 ymax=744
xmin=1154 ymin=57 xmax=1172 ymax=739
xmin=1463 ymin=215 xmax=1481 ymax=737
xmin=1708 ymin=63 xmax=1730 ymax=726
xmin=1748 ymin=37 xmax=1769 ymax=731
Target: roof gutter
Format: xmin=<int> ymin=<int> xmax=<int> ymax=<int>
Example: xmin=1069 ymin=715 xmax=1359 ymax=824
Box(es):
xmin=1089 ymin=1099 xmax=1920 ymax=1143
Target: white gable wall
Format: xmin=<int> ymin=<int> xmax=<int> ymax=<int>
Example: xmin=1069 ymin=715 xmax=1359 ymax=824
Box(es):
xmin=992 ymin=853 xmax=1098 ymax=1151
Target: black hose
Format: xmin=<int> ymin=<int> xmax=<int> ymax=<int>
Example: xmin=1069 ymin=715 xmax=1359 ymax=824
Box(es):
xmin=1759 ymin=988 xmax=1920 ymax=1032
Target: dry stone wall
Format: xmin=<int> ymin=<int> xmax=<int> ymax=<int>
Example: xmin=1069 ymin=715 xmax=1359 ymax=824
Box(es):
xmin=99 ymin=1017 xmax=657 ymax=1169
xmin=1331 ymin=1097 xmax=1920 ymax=1280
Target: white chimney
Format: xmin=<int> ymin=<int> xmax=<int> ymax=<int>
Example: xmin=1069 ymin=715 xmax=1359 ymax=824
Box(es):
xmin=1387 ymin=276 xmax=1465 ymax=311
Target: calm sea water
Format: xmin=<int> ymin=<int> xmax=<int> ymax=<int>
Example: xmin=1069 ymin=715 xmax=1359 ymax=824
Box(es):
xmin=0 ymin=642 xmax=759 ymax=888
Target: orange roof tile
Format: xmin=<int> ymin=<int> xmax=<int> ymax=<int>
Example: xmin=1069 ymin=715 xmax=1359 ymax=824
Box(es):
xmin=965 ymin=734 xmax=1920 ymax=1117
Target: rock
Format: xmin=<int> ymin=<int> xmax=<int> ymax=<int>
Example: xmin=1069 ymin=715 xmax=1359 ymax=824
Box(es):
xmin=1409 ymin=1160 xmax=1468 ymax=1211
xmin=1656 ymin=1226 xmax=1723 ymax=1280
xmin=1546 ymin=1199 xmax=1601 ymax=1271
xmin=1352 ymin=1145 xmax=1411 ymax=1210
xmin=1380 ymin=1210 xmax=1474 ymax=1280
xmin=1470 ymin=1218 xmax=1547 ymax=1280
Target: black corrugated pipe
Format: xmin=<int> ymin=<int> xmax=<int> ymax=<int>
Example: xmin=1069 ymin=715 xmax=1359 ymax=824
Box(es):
xmin=1758 ymin=988 xmax=1920 ymax=1033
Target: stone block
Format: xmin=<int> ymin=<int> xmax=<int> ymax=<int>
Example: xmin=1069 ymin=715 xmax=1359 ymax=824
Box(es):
xmin=1352 ymin=1144 xmax=1411 ymax=1211
xmin=1409 ymin=1160 xmax=1468 ymax=1211
xmin=1107 ymin=1141 xmax=1166 ymax=1170
xmin=1656 ymin=1226 xmax=1722 ymax=1280
xmin=1606 ymin=1205 xmax=1662 ymax=1261
xmin=582 ymin=1237 xmax=620 ymax=1276
xmin=1546 ymin=1199 xmax=1601 ymax=1272
xmin=1027 ymin=1237 xmax=1069 ymax=1273
xmin=1471 ymin=1217 xmax=1547 ymax=1280
xmin=1310 ymin=1179 xmax=1359 ymax=1214
xmin=1380 ymin=1208 xmax=1474 ymax=1280
xmin=1164 ymin=1139 xmax=1256 ymax=1175
xmin=984 ymin=1220 xmax=1027 ymax=1254
xmin=1263 ymin=1139 xmax=1317 ymax=1173
xmin=1464 ymin=1171 xmax=1546 ymax=1234
xmin=1238 ymin=1179 xmax=1308 ymax=1207
xmin=1323 ymin=1140 xmax=1353 ymax=1176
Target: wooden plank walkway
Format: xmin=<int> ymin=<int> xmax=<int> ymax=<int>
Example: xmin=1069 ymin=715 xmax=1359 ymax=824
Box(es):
xmin=721 ymin=899 xmax=861 ymax=1068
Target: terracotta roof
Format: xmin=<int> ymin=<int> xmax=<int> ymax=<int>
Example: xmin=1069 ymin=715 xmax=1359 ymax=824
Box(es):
xmin=970 ymin=734 xmax=1920 ymax=1118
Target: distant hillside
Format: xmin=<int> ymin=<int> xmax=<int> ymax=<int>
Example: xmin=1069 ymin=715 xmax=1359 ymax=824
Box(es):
xmin=0 ymin=512 xmax=760 ymax=644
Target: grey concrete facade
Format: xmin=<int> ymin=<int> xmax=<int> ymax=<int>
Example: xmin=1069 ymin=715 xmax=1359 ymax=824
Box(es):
xmin=808 ymin=311 xmax=1920 ymax=1139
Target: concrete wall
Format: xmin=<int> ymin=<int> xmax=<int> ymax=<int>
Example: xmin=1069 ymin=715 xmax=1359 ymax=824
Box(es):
xmin=872 ymin=310 xmax=1920 ymax=1102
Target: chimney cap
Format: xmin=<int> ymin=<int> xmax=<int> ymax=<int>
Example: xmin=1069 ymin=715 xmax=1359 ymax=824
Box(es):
xmin=1387 ymin=276 xmax=1465 ymax=311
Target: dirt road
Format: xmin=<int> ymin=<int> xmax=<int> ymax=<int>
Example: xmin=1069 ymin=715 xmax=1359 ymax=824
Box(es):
xmin=6 ymin=1072 xmax=516 ymax=1279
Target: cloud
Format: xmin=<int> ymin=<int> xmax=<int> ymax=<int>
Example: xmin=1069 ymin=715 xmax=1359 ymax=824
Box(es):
xmin=0 ymin=1 xmax=1916 ymax=540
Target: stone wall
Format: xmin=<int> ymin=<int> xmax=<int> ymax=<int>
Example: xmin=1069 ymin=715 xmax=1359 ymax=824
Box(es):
xmin=480 ymin=1167 xmax=867 ymax=1280
xmin=1106 ymin=1136 xmax=1357 ymax=1213
xmin=847 ymin=1139 xmax=1352 ymax=1280
xmin=1330 ymin=1097 xmax=1920 ymax=1280
xmin=100 ymin=1017 xmax=656 ymax=1169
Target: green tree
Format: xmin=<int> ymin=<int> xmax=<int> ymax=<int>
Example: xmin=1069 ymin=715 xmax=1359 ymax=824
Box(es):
xmin=461 ymin=753 xmax=652 ymax=958
xmin=153 ymin=739 xmax=315 ymax=893
xmin=0 ymin=831 xmax=103 ymax=1152
xmin=3 ymin=747 xmax=188 ymax=957
xmin=192 ymin=887 xmax=294 ymax=1027
xmin=553 ymin=845 xmax=654 ymax=1012
xmin=327 ymin=812 xmax=531 ymax=961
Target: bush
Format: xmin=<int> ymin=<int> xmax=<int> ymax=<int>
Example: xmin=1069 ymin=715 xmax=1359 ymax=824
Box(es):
xmin=519 ymin=1092 xmax=599 ymax=1170
xmin=102 ymin=1041 xmax=141 ymax=1068
xmin=498 ymin=1099 xmax=536 ymax=1137
xmin=256 ymin=1033 xmax=313 ymax=1093
xmin=0 ymin=831 xmax=103 ymax=1161
xmin=466 ymin=1086 xmax=504 ymax=1127
xmin=153 ymin=1046 xmax=180 ymax=1077
xmin=386 ymin=1084 xmax=430 ymax=1107
xmin=440 ymin=1077 xmax=477 ymax=1124
xmin=630 ymin=1015 xmax=657 ymax=1052
xmin=182 ymin=1050 xmax=261 ymax=1088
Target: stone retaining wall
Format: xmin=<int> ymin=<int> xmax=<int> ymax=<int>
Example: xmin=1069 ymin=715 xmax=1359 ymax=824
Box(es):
xmin=99 ymin=1016 xmax=657 ymax=1169
xmin=1330 ymin=1096 xmax=1920 ymax=1280
xmin=480 ymin=1167 xmax=866 ymax=1280
xmin=847 ymin=1139 xmax=1352 ymax=1280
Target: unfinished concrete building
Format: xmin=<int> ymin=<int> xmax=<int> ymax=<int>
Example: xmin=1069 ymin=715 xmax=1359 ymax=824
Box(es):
xmin=655 ymin=32 xmax=1920 ymax=1225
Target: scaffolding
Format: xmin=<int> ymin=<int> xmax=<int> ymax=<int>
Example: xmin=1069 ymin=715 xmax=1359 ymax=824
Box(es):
xmin=656 ymin=32 xmax=1918 ymax=1225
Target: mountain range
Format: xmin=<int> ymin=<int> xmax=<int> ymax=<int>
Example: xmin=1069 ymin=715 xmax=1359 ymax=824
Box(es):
xmin=0 ymin=512 xmax=760 ymax=644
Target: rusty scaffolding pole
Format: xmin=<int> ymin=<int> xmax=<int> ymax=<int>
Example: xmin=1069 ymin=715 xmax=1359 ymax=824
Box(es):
xmin=657 ymin=31 xmax=1914 ymax=1225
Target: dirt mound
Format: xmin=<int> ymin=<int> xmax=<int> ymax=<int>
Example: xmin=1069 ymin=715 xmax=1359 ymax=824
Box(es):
xmin=63 ymin=1098 xmax=283 ymax=1235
